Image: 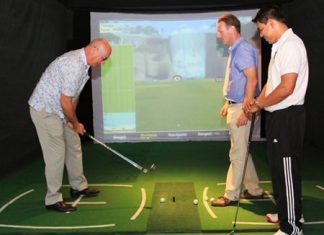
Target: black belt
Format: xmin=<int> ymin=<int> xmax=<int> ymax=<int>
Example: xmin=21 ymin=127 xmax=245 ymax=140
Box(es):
xmin=228 ymin=100 xmax=237 ymax=104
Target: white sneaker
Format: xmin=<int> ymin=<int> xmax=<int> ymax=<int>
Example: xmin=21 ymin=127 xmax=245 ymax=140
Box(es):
xmin=273 ymin=229 xmax=303 ymax=235
xmin=273 ymin=229 xmax=288 ymax=235
xmin=266 ymin=213 xmax=305 ymax=224
xmin=266 ymin=213 xmax=279 ymax=224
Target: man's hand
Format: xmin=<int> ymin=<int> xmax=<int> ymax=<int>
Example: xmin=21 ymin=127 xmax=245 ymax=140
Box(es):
xmin=220 ymin=102 xmax=229 ymax=117
xmin=67 ymin=122 xmax=85 ymax=135
xmin=243 ymin=98 xmax=260 ymax=114
xmin=236 ymin=110 xmax=249 ymax=127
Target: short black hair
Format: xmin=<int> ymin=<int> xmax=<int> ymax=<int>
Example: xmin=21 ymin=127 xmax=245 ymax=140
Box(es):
xmin=252 ymin=5 xmax=288 ymax=25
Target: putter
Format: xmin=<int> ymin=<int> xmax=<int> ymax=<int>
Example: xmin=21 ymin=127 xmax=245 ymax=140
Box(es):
xmin=228 ymin=113 xmax=256 ymax=235
xmin=85 ymin=132 xmax=156 ymax=174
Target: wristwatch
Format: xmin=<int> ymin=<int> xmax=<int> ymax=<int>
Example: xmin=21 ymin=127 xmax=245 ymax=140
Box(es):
xmin=255 ymin=100 xmax=262 ymax=110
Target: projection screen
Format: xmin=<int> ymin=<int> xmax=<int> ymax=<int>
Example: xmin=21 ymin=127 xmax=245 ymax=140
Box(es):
xmin=90 ymin=9 xmax=261 ymax=142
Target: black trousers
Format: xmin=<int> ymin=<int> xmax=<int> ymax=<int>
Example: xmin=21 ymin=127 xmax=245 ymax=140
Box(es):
xmin=266 ymin=105 xmax=305 ymax=235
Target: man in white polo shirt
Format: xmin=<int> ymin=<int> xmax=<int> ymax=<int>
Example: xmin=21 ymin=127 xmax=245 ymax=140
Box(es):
xmin=245 ymin=5 xmax=309 ymax=235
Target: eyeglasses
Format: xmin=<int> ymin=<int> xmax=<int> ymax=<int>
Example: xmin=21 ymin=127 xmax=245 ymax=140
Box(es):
xmin=93 ymin=46 xmax=108 ymax=62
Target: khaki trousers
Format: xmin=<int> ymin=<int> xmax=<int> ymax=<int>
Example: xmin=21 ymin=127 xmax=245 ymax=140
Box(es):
xmin=30 ymin=107 xmax=88 ymax=205
xmin=224 ymin=103 xmax=263 ymax=200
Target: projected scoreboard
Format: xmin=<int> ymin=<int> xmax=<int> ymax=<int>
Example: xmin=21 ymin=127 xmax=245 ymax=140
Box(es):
xmin=91 ymin=10 xmax=260 ymax=142
xmin=102 ymin=45 xmax=136 ymax=132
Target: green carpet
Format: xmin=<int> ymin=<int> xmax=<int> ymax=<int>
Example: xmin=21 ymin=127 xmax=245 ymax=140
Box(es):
xmin=147 ymin=182 xmax=202 ymax=232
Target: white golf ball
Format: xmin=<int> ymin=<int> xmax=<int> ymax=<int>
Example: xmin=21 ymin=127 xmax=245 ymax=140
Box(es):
xmin=193 ymin=199 xmax=198 ymax=205
xmin=160 ymin=197 xmax=165 ymax=203
xmin=210 ymin=197 xmax=215 ymax=202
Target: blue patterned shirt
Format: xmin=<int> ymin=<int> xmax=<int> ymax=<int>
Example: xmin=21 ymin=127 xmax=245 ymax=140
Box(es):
xmin=29 ymin=49 xmax=90 ymax=120
xmin=224 ymin=37 xmax=260 ymax=102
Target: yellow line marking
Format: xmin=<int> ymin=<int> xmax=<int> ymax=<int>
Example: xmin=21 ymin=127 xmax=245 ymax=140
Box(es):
xmin=0 ymin=224 xmax=116 ymax=229
xmin=0 ymin=189 xmax=34 ymax=213
xmin=130 ymin=188 xmax=146 ymax=221
xmin=203 ymin=187 xmax=217 ymax=219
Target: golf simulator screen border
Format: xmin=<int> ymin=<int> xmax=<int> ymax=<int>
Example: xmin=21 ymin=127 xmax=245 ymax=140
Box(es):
xmin=90 ymin=10 xmax=261 ymax=142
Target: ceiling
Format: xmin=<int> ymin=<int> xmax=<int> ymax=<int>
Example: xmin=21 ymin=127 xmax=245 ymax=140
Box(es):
xmin=58 ymin=0 xmax=293 ymax=12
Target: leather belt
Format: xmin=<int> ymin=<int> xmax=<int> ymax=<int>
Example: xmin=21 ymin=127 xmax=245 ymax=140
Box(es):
xmin=228 ymin=100 xmax=237 ymax=104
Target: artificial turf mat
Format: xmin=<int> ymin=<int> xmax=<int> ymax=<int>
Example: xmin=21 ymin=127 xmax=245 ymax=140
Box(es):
xmin=0 ymin=141 xmax=323 ymax=234
xmin=147 ymin=182 xmax=201 ymax=232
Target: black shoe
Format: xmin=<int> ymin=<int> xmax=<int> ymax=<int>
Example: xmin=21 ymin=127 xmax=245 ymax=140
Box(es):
xmin=70 ymin=187 xmax=100 ymax=198
xmin=45 ymin=201 xmax=76 ymax=212
xmin=240 ymin=190 xmax=264 ymax=199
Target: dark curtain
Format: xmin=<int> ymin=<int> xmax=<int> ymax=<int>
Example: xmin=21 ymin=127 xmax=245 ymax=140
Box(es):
xmin=0 ymin=0 xmax=73 ymax=178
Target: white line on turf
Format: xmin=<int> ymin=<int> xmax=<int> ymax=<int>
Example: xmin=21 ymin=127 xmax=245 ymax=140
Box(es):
xmin=72 ymin=194 xmax=84 ymax=207
xmin=264 ymin=191 xmax=276 ymax=205
xmin=304 ymin=221 xmax=324 ymax=225
xmin=203 ymin=187 xmax=217 ymax=219
xmin=62 ymin=184 xmax=133 ymax=187
xmin=234 ymin=221 xmax=277 ymax=226
xmin=316 ymin=185 xmax=324 ymax=190
xmin=217 ymin=180 xmax=272 ymax=186
xmin=65 ymin=202 xmax=106 ymax=205
xmin=0 ymin=189 xmax=34 ymax=213
xmin=0 ymin=224 xmax=116 ymax=229
xmin=130 ymin=188 xmax=146 ymax=221
xmin=234 ymin=221 xmax=324 ymax=226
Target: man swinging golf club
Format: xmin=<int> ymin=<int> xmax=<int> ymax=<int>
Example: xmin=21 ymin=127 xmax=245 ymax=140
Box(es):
xmin=29 ymin=38 xmax=112 ymax=212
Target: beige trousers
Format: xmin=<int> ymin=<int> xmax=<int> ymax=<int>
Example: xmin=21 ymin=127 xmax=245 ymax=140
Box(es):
xmin=224 ymin=103 xmax=263 ymax=201
xmin=30 ymin=107 xmax=88 ymax=205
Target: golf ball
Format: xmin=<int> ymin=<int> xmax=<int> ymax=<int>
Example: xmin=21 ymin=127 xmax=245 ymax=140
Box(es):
xmin=160 ymin=197 xmax=165 ymax=203
xmin=193 ymin=199 xmax=198 ymax=205
xmin=210 ymin=197 xmax=215 ymax=202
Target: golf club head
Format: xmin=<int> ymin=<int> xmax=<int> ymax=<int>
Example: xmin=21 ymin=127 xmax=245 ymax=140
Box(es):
xmin=142 ymin=164 xmax=156 ymax=174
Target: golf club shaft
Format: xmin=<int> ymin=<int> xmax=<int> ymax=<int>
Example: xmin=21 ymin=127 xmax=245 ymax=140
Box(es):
xmin=231 ymin=113 xmax=256 ymax=232
xmin=85 ymin=132 xmax=145 ymax=171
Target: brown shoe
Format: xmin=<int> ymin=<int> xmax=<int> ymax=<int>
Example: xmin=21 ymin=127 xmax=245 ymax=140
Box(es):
xmin=240 ymin=190 xmax=264 ymax=199
xmin=211 ymin=196 xmax=237 ymax=207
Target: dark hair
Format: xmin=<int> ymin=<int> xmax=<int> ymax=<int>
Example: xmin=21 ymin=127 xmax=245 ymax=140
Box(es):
xmin=252 ymin=5 xmax=288 ymax=25
xmin=218 ymin=14 xmax=241 ymax=33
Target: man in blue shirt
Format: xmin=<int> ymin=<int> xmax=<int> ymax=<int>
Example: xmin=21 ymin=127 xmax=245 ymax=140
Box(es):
xmin=211 ymin=14 xmax=264 ymax=206
xmin=29 ymin=38 xmax=112 ymax=212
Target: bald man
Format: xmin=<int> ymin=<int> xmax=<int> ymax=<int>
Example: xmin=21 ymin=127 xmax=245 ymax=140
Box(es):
xmin=29 ymin=38 xmax=112 ymax=212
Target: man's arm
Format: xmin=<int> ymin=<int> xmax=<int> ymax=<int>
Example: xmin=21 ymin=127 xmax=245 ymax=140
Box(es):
xmin=245 ymin=73 xmax=297 ymax=113
xmin=257 ymin=73 xmax=297 ymax=108
xmin=60 ymin=94 xmax=85 ymax=134
xmin=243 ymin=66 xmax=258 ymax=101
xmin=236 ymin=66 xmax=258 ymax=127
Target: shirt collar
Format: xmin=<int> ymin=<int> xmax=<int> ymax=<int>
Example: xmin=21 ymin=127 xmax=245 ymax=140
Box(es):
xmin=272 ymin=28 xmax=293 ymax=52
xmin=229 ymin=37 xmax=244 ymax=54
xmin=81 ymin=48 xmax=90 ymax=69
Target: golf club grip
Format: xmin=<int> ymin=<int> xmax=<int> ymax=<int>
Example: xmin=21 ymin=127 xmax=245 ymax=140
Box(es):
xmin=84 ymin=132 xmax=144 ymax=171
xmin=248 ymin=113 xmax=256 ymax=142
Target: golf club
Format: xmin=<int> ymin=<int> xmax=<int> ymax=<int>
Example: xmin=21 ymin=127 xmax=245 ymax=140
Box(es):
xmin=85 ymin=132 xmax=156 ymax=174
xmin=228 ymin=113 xmax=256 ymax=235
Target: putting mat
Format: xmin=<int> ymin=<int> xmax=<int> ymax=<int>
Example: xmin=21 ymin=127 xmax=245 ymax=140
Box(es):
xmin=147 ymin=182 xmax=201 ymax=232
